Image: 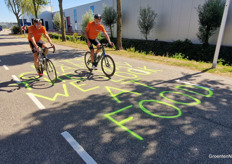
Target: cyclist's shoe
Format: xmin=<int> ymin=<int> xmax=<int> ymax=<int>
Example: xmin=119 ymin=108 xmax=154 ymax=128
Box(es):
xmin=92 ymin=65 xmax=97 ymax=70
xmin=37 ymin=68 xmax=43 ymax=77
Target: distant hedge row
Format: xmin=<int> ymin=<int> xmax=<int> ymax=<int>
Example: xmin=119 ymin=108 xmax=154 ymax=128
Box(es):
xmin=49 ymin=33 xmax=86 ymax=42
xmin=102 ymin=38 xmax=232 ymax=66
xmin=50 ymin=33 xmax=232 ymax=66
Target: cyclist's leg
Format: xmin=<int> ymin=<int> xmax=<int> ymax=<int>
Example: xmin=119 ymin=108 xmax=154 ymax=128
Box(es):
xmin=94 ymin=39 xmax=101 ymax=54
xmin=33 ymin=52 xmax=39 ymax=68
xmin=86 ymin=39 xmax=95 ymax=62
xmin=29 ymin=41 xmax=39 ymax=68
xmin=92 ymin=39 xmax=101 ymax=69
xmin=38 ymin=40 xmax=48 ymax=55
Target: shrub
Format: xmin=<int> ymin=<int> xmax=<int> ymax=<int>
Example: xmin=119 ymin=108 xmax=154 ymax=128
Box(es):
xmin=11 ymin=25 xmax=20 ymax=34
xmin=80 ymin=10 xmax=93 ymax=34
xmin=197 ymin=0 xmax=224 ymax=45
xmin=138 ymin=6 xmax=157 ymax=40
xmin=102 ymin=6 xmax=117 ymax=38
xmin=53 ymin=13 xmax=62 ymax=31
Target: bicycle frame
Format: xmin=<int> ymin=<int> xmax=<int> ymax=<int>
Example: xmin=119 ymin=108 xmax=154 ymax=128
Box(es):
xmin=96 ymin=44 xmax=107 ymax=64
xmin=39 ymin=48 xmax=50 ymax=70
xmin=84 ymin=43 xmax=116 ymax=77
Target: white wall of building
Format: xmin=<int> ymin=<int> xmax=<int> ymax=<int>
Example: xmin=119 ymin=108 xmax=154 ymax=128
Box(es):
xmin=120 ymin=0 xmax=232 ymax=46
xmin=28 ymin=0 xmax=232 ymax=46
xmin=63 ymin=0 xmax=115 ymax=34
xmin=23 ymin=6 xmax=53 ymax=30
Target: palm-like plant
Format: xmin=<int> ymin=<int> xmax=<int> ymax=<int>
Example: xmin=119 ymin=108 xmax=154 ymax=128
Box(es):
xmin=22 ymin=0 xmax=48 ymax=18
xmin=5 ymin=0 xmax=23 ymax=34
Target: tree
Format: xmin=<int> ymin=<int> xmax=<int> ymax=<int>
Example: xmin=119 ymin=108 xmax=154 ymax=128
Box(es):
xmin=52 ymin=12 xmax=61 ymax=31
xmin=116 ymin=0 xmax=122 ymax=50
xmin=58 ymin=0 xmax=66 ymax=41
xmin=137 ymin=6 xmax=157 ymax=40
xmin=102 ymin=6 xmax=117 ymax=38
xmin=5 ymin=0 xmax=23 ymax=34
xmin=197 ymin=0 xmax=224 ymax=45
xmin=22 ymin=0 xmax=48 ymax=18
xmin=80 ymin=10 xmax=93 ymax=34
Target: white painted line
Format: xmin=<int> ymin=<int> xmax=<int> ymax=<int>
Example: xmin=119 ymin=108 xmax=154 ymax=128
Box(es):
xmin=175 ymin=79 xmax=214 ymax=90
xmin=12 ymin=75 xmax=21 ymax=83
xmin=61 ymin=131 xmax=98 ymax=164
xmin=27 ymin=93 xmax=45 ymax=110
xmin=195 ymin=85 xmax=214 ymax=91
xmin=3 ymin=65 xmax=9 ymax=70
xmin=127 ymin=68 xmax=150 ymax=74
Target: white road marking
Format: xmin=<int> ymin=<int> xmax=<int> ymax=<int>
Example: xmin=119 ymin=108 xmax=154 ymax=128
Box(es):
xmin=61 ymin=131 xmax=98 ymax=164
xmin=175 ymin=79 xmax=214 ymax=90
xmin=12 ymin=75 xmax=21 ymax=83
xmin=27 ymin=93 xmax=45 ymax=110
xmin=127 ymin=67 xmax=150 ymax=74
xmin=3 ymin=65 xmax=9 ymax=70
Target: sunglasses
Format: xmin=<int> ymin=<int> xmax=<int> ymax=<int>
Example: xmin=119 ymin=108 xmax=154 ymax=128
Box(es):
xmin=35 ymin=23 xmax=41 ymax=26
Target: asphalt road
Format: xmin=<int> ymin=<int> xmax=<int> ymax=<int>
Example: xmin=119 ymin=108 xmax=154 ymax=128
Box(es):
xmin=1 ymin=30 xmax=232 ymax=164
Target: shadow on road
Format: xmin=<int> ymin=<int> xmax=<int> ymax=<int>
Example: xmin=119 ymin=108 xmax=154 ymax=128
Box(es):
xmin=0 ymin=73 xmax=232 ymax=163
xmin=0 ymin=49 xmax=85 ymax=67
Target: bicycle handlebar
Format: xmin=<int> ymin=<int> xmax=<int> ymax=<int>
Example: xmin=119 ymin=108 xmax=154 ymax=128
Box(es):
xmin=101 ymin=43 xmax=114 ymax=48
xmin=42 ymin=46 xmax=56 ymax=53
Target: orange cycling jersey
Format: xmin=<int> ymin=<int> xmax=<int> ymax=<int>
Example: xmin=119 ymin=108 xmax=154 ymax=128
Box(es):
xmin=86 ymin=21 xmax=106 ymax=40
xmin=28 ymin=25 xmax=47 ymax=42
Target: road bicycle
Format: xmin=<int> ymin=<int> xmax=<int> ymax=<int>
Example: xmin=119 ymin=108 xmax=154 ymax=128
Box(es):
xmin=84 ymin=43 xmax=116 ymax=77
xmin=36 ymin=46 xmax=57 ymax=83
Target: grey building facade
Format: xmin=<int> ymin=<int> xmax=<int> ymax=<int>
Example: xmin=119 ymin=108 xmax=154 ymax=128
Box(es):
xmin=24 ymin=0 xmax=232 ymax=46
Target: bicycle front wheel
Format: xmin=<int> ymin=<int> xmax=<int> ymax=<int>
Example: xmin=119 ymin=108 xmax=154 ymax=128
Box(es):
xmin=46 ymin=59 xmax=57 ymax=83
xmin=101 ymin=55 xmax=116 ymax=77
xmin=84 ymin=52 xmax=92 ymax=71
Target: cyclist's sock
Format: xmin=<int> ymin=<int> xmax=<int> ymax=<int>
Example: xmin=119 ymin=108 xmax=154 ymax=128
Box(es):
xmin=92 ymin=62 xmax=97 ymax=67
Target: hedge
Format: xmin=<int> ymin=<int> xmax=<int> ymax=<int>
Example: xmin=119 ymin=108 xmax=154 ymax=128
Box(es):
xmin=48 ymin=33 xmax=232 ymax=66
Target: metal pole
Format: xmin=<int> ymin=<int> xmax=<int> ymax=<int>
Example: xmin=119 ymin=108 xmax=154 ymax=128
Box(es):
xmin=212 ymin=0 xmax=231 ymax=68
xmin=22 ymin=14 xmax=25 ymax=36
xmin=50 ymin=0 xmax=53 ymax=13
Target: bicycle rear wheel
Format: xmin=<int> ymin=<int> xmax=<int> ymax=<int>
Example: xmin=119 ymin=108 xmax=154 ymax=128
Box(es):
xmin=101 ymin=55 xmax=115 ymax=77
xmin=84 ymin=52 xmax=92 ymax=71
xmin=46 ymin=59 xmax=57 ymax=83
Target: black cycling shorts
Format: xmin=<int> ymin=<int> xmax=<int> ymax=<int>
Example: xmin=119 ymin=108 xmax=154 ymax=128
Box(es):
xmin=29 ymin=40 xmax=45 ymax=53
xmin=87 ymin=38 xmax=100 ymax=50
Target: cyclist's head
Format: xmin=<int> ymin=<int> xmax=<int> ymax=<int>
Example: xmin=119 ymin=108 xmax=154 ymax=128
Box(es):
xmin=94 ymin=14 xmax=102 ymax=25
xmin=94 ymin=14 xmax=102 ymax=20
xmin=33 ymin=18 xmax=42 ymax=29
xmin=34 ymin=18 xmax=42 ymax=24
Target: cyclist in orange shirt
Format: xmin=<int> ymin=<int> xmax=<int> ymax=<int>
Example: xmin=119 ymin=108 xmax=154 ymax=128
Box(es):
xmin=85 ymin=14 xmax=114 ymax=70
xmin=28 ymin=18 xmax=55 ymax=76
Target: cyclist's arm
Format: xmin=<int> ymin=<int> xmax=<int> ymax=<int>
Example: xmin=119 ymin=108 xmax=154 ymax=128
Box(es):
xmin=85 ymin=29 xmax=91 ymax=46
xmin=44 ymin=33 xmax=54 ymax=47
xmin=103 ymin=31 xmax=114 ymax=46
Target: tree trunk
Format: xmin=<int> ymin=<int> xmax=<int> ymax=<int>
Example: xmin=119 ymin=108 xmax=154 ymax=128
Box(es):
xmin=110 ymin=25 xmax=113 ymax=38
xmin=32 ymin=0 xmax=38 ymax=18
xmin=59 ymin=0 xmax=66 ymax=42
xmin=16 ymin=14 xmax=23 ymax=34
xmin=116 ymin=0 xmax=122 ymax=50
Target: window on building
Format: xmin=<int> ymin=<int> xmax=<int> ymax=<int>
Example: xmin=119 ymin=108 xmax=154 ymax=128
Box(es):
xmin=90 ymin=6 xmax=94 ymax=15
xmin=74 ymin=9 xmax=78 ymax=31
xmin=74 ymin=9 xmax=77 ymax=23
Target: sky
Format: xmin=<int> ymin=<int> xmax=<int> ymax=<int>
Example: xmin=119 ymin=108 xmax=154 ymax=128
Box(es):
xmin=0 ymin=0 xmax=100 ymax=23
